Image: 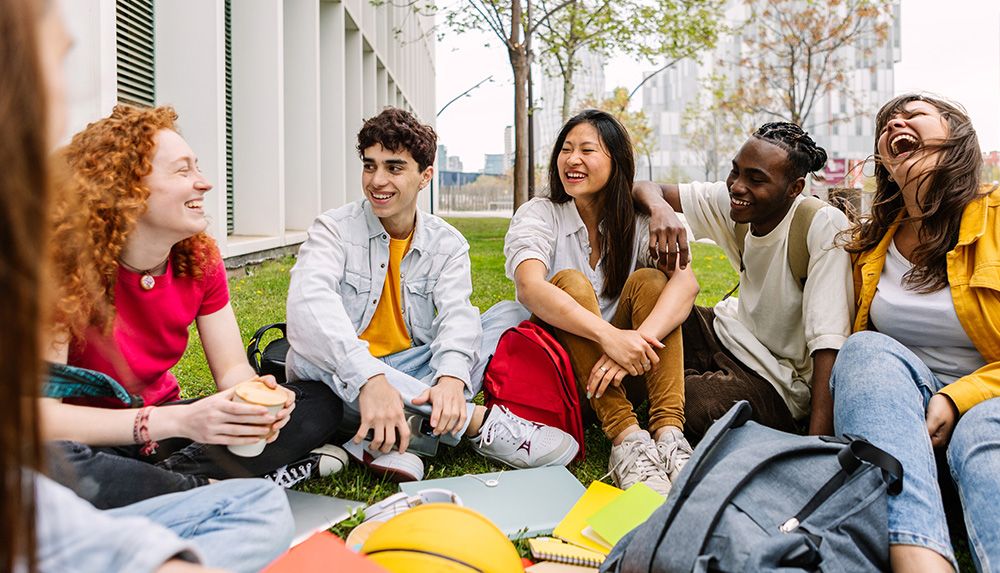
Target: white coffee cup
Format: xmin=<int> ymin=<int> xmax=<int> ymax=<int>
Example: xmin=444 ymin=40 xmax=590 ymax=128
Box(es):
xmin=226 ymin=379 xmax=288 ymax=457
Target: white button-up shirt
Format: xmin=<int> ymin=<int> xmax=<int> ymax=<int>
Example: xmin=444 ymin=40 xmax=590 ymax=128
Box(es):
xmin=504 ymin=197 xmax=652 ymax=321
xmin=286 ymin=200 xmax=481 ymax=402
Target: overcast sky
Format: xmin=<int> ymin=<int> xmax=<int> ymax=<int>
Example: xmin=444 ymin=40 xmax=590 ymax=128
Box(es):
xmin=435 ymin=0 xmax=1000 ymax=172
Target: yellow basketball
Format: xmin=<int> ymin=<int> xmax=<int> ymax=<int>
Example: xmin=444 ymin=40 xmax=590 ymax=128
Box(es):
xmin=360 ymin=503 xmax=523 ymax=572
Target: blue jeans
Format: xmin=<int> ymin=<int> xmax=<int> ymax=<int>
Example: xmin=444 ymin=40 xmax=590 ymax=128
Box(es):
xmin=108 ymin=478 xmax=293 ymax=573
xmin=830 ymin=331 xmax=957 ymax=567
xmin=948 ymin=397 xmax=1000 ymax=572
xmin=340 ymin=300 xmax=530 ymax=446
xmin=50 ymin=378 xmax=344 ymax=509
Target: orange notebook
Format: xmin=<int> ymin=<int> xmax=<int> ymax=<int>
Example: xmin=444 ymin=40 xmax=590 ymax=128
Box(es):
xmin=262 ymin=531 xmax=387 ymax=573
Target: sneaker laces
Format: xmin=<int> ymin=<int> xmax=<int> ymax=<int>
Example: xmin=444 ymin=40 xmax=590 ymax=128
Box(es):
xmin=265 ymin=459 xmax=314 ymax=488
xmin=601 ymin=439 xmax=664 ymax=484
xmin=477 ymin=406 xmax=537 ymax=448
xmin=658 ymin=437 xmax=692 ymax=475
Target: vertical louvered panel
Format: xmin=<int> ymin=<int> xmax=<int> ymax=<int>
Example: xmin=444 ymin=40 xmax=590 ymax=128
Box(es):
xmin=116 ymin=0 xmax=155 ymax=107
xmin=225 ymin=0 xmax=235 ymax=235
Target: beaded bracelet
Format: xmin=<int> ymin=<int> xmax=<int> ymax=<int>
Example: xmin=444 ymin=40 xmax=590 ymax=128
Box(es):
xmin=132 ymin=406 xmax=159 ymax=456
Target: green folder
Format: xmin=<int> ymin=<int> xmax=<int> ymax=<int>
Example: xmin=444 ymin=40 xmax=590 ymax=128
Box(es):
xmin=584 ymin=482 xmax=666 ymax=547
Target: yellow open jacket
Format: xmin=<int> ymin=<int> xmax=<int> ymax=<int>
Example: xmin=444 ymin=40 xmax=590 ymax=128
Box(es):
xmin=853 ymin=184 xmax=1000 ymax=414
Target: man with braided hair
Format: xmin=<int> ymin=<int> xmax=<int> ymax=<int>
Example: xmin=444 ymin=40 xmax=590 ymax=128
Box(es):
xmin=633 ymin=122 xmax=853 ymax=442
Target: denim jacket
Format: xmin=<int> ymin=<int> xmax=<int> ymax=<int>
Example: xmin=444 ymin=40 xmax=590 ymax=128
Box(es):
xmin=286 ymin=200 xmax=481 ymax=402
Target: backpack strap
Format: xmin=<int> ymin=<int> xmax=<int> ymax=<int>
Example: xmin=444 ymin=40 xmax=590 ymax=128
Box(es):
xmin=787 ymin=196 xmax=825 ymax=286
xmin=247 ymin=322 xmax=286 ymax=374
xmin=722 ymin=196 xmax=824 ymax=299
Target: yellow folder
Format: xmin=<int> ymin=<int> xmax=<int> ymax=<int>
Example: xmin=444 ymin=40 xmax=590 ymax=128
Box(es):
xmin=552 ymin=480 xmax=624 ymax=555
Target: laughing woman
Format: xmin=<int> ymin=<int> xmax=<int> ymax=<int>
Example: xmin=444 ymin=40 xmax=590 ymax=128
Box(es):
xmin=831 ymin=94 xmax=1000 ymax=572
xmin=42 ymin=105 xmax=344 ymax=509
xmin=505 ymin=110 xmax=699 ymax=496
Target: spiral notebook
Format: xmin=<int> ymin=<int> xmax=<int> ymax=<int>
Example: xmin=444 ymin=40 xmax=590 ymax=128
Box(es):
xmin=528 ymin=537 xmax=605 ymax=567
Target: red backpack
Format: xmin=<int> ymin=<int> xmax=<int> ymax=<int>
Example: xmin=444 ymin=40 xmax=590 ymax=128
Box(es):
xmin=483 ymin=320 xmax=585 ymax=461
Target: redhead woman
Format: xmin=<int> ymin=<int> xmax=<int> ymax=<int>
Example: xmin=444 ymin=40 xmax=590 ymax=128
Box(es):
xmin=2 ymin=1 xmax=293 ymax=572
xmin=42 ymin=105 xmax=344 ymax=510
xmin=505 ymin=110 xmax=699 ymax=496
xmin=832 ymin=94 xmax=1000 ymax=572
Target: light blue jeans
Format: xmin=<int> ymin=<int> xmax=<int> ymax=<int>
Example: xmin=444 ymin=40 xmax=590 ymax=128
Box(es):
xmin=341 ymin=300 xmax=530 ymax=446
xmin=830 ymin=331 xmax=959 ymax=568
xmin=109 ymin=479 xmax=293 ymax=573
xmin=948 ymin=397 xmax=1000 ymax=572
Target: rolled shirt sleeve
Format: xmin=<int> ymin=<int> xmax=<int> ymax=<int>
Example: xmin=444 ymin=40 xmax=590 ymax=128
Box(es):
xmin=504 ymin=198 xmax=558 ymax=281
xmin=286 ymin=214 xmax=388 ymax=402
xmin=802 ymin=206 xmax=854 ymax=356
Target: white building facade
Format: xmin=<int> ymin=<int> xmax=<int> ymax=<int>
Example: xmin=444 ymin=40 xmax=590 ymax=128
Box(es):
xmin=61 ymin=0 xmax=436 ymax=261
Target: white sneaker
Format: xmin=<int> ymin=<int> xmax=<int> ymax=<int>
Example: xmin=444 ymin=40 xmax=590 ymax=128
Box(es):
xmin=262 ymin=444 xmax=349 ymax=488
xmin=471 ymin=406 xmax=579 ymax=469
xmin=656 ymin=426 xmax=693 ymax=482
xmin=605 ymin=430 xmax=672 ymax=496
xmin=343 ymin=439 xmax=424 ymax=482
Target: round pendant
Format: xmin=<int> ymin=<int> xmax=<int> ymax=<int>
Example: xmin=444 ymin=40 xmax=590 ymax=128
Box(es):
xmin=140 ymin=273 xmax=156 ymax=290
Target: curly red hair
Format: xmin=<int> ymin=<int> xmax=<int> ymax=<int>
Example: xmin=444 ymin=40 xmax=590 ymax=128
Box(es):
xmin=50 ymin=104 xmax=220 ymax=341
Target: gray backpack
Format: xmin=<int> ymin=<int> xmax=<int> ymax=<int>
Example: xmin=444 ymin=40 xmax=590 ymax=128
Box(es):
xmin=600 ymin=402 xmax=902 ymax=573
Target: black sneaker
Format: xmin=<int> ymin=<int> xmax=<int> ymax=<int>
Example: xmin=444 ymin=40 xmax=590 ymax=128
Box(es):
xmin=263 ymin=444 xmax=349 ymax=488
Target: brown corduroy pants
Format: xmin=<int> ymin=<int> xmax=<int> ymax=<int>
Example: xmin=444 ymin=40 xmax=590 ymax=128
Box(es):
xmin=681 ymin=305 xmax=798 ymax=445
xmin=536 ymin=268 xmax=685 ymax=440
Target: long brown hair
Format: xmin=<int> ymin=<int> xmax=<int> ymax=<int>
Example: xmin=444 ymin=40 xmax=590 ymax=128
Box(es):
xmin=49 ymin=105 xmax=221 ymax=343
xmin=548 ymin=109 xmax=636 ymax=299
xmin=0 ymin=0 xmax=46 ymax=569
xmin=844 ymin=94 xmax=985 ymax=292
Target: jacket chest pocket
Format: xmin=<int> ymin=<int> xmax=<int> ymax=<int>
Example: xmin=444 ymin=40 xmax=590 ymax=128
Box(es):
xmin=404 ymin=279 xmax=435 ymax=329
xmin=343 ymin=270 xmax=372 ymax=296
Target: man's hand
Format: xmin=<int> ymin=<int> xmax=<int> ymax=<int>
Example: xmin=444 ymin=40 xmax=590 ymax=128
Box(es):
xmin=927 ymin=393 xmax=959 ymax=448
xmin=355 ymin=374 xmax=409 ymax=453
xmin=587 ymin=354 xmax=629 ymax=399
xmin=638 ymin=183 xmax=688 ymax=276
xmin=413 ymin=376 xmax=467 ymax=437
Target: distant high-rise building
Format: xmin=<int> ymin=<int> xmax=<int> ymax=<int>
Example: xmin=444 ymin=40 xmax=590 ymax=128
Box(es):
xmin=642 ymin=0 xmax=901 ymax=183
xmin=447 ymin=156 xmax=464 ymax=172
xmin=483 ymin=153 xmax=506 ymax=176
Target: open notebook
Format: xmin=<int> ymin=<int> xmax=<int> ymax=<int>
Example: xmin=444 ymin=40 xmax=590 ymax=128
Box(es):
xmin=400 ymin=466 xmax=586 ymax=539
xmin=285 ymin=489 xmax=364 ymax=546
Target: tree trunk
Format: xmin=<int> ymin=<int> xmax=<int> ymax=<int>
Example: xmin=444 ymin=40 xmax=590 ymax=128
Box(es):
xmin=511 ymin=50 xmax=530 ymax=210
xmin=561 ymin=65 xmax=575 ymax=123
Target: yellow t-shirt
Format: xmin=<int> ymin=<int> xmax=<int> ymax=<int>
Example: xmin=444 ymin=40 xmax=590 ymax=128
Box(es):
xmin=360 ymin=232 xmax=413 ymax=357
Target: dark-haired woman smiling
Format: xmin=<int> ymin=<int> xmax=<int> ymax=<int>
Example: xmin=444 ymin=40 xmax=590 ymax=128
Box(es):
xmin=832 ymin=94 xmax=1000 ymax=572
xmin=505 ymin=110 xmax=699 ymax=496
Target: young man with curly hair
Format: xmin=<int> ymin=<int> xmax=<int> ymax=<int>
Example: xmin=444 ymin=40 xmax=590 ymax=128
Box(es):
xmin=286 ymin=108 xmax=578 ymax=478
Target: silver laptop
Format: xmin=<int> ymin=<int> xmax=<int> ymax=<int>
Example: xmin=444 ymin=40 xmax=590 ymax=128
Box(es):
xmin=285 ymin=489 xmax=365 ymax=546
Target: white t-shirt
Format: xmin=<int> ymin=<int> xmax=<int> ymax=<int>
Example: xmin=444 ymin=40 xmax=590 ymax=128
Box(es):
xmin=869 ymin=239 xmax=986 ymax=384
xmin=680 ymin=181 xmax=854 ymax=419
xmin=505 ymin=197 xmax=652 ymax=321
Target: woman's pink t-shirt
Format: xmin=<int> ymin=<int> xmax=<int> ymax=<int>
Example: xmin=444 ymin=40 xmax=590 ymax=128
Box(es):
xmin=68 ymin=259 xmax=230 ymax=408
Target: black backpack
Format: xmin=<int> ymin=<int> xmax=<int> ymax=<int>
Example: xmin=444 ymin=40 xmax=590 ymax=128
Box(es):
xmin=601 ymin=401 xmax=902 ymax=573
xmin=246 ymin=323 xmax=290 ymax=384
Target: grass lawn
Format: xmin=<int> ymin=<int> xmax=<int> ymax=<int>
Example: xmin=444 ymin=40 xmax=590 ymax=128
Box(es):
xmin=171 ymin=217 xmax=973 ymax=569
xmin=174 ymin=217 xmax=737 ymax=526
